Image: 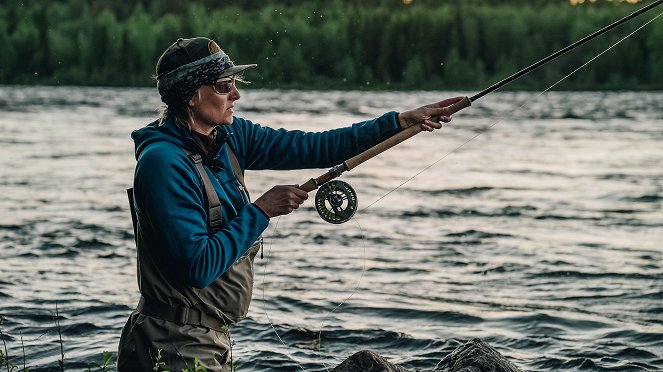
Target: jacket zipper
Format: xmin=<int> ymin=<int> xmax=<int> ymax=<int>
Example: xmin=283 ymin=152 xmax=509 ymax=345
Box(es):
xmin=235 ymin=182 xmax=249 ymax=206
xmin=215 ymin=170 xmax=263 ymax=259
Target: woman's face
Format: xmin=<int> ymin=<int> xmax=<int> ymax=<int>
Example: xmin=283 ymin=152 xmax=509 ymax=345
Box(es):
xmin=189 ymin=76 xmax=240 ymax=131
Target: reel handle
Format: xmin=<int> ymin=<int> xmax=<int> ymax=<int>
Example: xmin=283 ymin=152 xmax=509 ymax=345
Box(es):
xmin=299 ymin=174 xmax=331 ymax=193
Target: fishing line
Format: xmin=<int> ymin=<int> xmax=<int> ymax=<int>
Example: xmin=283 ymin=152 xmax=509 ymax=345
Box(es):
xmin=259 ymin=7 xmax=662 ymax=370
xmin=317 ymin=217 xmax=368 ymax=371
xmin=296 ymin=0 xmax=663 ymax=218
xmin=259 ymin=216 xmax=307 ymax=371
xmin=362 ymin=9 xmax=663 ymax=214
xmin=324 ymin=7 xmax=663 ymax=371
xmin=260 ymin=216 xmax=369 ymax=371
xmin=429 ymin=12 xmax=661 ymax=372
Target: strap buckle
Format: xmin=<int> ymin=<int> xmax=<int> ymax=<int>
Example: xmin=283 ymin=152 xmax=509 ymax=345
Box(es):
xmin=188 ymin=153 xmax=203 ymax=164
xmin=174 ymin=306 xmax=190 ymax=325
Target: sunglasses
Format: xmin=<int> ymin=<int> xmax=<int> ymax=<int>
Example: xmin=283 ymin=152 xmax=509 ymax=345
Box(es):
xmin=210 ymin=78 xmax=235 ymax=94
xmin=209 ymin=76 xmax=248 ymax=95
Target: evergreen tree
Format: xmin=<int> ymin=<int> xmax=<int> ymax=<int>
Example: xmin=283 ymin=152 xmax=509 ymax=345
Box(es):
xmin=0 ymin=0 xmax=659 ymax=89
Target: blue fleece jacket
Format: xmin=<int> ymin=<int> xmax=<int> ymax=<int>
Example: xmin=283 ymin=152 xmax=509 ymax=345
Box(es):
xmin=131 ymin=112 xmax=400 ymax=288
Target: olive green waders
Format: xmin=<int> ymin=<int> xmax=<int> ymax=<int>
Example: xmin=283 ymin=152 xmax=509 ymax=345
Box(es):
xmin=118 ymin=145 xmax=261 ymax=371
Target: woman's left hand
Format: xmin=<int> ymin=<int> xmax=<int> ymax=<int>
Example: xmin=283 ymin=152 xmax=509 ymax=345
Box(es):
xmin=398 ymin=96 xmax=466 ymax=131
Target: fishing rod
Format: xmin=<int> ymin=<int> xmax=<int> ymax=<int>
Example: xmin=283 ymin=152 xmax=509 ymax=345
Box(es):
xmin=300 ymin=0 xmax=663 ymax=224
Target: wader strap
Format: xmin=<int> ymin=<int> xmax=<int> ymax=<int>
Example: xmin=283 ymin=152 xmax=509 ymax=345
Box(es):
xmin=136 ymin=296 xmax=227 ymax=332
xmin=226 ymin=145 xmax=250 ymax=200
xmin=127 ymin=188 xmax=137 ymax=241
xmin=127 ymin=143 xmax=245 ymax=235
xmin=182 ymin=143 xmax=248 ymax=234
xmin=183 ymin=151 xmax=223 ymax=233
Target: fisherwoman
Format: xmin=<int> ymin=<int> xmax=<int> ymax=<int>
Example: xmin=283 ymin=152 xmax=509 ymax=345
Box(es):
xmin=117 ymin=36 xmax=463 ymax=371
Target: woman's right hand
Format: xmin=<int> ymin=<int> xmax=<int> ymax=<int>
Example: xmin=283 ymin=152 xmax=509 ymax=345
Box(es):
xmin=398 ymin=96 xmax=466 ymax=131
xmin=253 ymin=185 xmax=309 ymax=218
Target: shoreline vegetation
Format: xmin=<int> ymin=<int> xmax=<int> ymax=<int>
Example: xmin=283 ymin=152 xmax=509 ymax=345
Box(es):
xmin=2 ymin=312 xmax=523 ymax=372
xmin=1 ymin=0 xmax=662 ymax=91
xmin=0 ymin=313 xmax=205 ymax=372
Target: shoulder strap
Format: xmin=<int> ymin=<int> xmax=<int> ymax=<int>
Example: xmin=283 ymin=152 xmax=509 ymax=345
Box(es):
xmin=182 ymin=143 xmax=248 ymax=234
xmin=127 ymin=188 xmax=138 ymax=242
xmin=183 ymin=149 xmax=223 ymax=233
xmin=128 ymin=144 xmax=238 ymax=236
xmin=225 ymin=144 xmax=250 ymax=200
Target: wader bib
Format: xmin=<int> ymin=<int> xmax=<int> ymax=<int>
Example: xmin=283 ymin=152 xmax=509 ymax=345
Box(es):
xmin=118 ymin=144 xmax=261 ymax=371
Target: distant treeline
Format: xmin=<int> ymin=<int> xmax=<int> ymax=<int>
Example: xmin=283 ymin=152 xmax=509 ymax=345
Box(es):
xmin=1 ymin=0 xmax=662 ymax=90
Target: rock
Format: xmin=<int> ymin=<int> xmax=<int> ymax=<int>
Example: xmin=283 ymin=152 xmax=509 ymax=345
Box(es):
xmin=435 ymin=338 xmax=522 ymax=372
xmin=333 ymin=338 xmax=521 ymax=372
xmin=333 ymin=350 xmax=409 ymax=372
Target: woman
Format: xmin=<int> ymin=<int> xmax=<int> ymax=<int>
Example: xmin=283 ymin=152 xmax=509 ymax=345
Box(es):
xmin=117 ymin=37 xmax=462 ymax=371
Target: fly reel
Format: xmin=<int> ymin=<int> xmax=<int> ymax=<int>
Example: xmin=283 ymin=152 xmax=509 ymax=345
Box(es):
xmin=314 ymin=180 xmax=358 ymax=224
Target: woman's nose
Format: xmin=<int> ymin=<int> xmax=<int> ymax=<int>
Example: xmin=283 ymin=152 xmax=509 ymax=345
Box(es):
xmin=229 ymin=85 xmax=240 ymax=100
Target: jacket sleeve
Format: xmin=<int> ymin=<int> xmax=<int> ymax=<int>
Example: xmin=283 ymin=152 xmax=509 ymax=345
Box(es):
xmin=231 ymin=111 xmax=401 ymax=170
xmin=134 ymin=142 xmax=269 ymax=288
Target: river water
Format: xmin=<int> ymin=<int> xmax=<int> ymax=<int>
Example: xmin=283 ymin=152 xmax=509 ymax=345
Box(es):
xmin=0 ymin=86 xmax=661 ymax=371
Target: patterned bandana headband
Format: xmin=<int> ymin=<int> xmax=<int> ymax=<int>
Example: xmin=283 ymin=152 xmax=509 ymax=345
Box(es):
xmin=157 ymin=51 xmax=234 ymax=106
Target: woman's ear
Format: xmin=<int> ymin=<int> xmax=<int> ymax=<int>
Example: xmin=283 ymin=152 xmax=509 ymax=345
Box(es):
xmin=188 ymin=89 xmax=203 ymax=108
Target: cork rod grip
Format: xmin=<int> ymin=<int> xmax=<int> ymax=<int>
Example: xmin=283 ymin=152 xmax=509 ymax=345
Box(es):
xmin=447 ymin=96 xmax=471 ymax=115
xmin=298 ymin=96 xmax=472 ymax=191
xmin=345 ymin=96 xmax=471 ymax=171
xmin=344 ymin=124 xmax=422 ymax=171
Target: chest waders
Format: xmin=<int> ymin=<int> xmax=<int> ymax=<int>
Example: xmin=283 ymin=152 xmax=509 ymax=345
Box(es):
xmin=119 ymin=144 xmax=262 ymax=371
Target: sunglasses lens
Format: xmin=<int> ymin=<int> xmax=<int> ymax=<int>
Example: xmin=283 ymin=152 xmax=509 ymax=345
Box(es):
xmin=214 ymin=79 xmax=234 ymax=94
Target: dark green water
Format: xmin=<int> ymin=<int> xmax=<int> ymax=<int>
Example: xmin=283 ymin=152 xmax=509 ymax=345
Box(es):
xmin=0 ymin=87 xmax=661 ymax=371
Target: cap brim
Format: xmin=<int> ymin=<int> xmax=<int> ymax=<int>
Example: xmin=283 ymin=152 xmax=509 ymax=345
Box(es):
xmin=218 ymin=64 xmax=257 ymax=78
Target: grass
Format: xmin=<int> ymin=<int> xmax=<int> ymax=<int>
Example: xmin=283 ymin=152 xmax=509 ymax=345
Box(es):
xmin=0 ymin=310 xmax=236 ymax=371
xmin=0 ymin=309 xmax=115 ymax=371
xmin=0 ymin=315 xmax=28 ymax=372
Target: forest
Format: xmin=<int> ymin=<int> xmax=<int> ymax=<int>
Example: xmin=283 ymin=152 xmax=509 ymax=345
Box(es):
xmin=1 ymin=0 xmax=661 ymax=90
